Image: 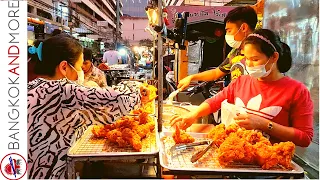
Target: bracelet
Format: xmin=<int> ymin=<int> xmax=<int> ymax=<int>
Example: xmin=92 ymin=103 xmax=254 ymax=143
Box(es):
xmin=268 ymin=121 xmax=273 ymax=131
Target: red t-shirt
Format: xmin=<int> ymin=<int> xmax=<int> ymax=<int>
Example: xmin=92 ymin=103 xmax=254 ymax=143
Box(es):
xmin=206 ymin=75 xmax=314 ymax=147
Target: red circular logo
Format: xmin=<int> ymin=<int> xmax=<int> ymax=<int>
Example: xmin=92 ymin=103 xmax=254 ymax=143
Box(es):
xmin=0 ymin=153 xmax=27 ymax=180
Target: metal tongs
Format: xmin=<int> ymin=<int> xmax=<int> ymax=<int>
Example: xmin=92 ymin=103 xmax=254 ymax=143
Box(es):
xmin=170 ymin=140 xmax=210 ymax=152
xmin=190 ymin=141 xmax=216 ymax=163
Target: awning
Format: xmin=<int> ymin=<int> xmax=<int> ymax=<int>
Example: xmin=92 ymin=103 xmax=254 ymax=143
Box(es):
xmin=27 ymin=17 xmax=45 ymax=25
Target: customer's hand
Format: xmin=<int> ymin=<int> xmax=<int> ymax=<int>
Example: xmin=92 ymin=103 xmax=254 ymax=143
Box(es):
xmin=177 ymin=76 xmax=193 ymax=91
xmin=170 ymin=112 xmax=197 ymax=130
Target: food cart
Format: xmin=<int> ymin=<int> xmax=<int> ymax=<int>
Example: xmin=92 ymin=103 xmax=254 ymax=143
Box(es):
xmin=65 ymin=0 xmax=318 ymax=178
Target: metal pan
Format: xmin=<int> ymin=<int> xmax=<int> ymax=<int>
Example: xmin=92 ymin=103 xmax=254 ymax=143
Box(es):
xmin=159 ymin=132 xmax=304 ymax=175
xmin=68 ymin=122 xmax=159 ymax=157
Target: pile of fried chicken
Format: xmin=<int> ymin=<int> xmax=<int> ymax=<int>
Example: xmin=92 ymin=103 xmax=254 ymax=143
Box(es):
xmin=208 ymin=124 xmax=295 ymax=170
xmin=172 ymin=125 xmax=195 ymax=144
xmin=92 ymin=112 xmax=155 ymax=151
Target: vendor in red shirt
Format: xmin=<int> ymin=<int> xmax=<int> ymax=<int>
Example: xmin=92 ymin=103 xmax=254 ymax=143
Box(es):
xmin=171 ymin=29 xmax=314 ymax=147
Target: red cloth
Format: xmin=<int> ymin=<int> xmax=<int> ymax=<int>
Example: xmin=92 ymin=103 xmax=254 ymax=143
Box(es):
xmin=206 ymin=75 xmax=314 ymax=147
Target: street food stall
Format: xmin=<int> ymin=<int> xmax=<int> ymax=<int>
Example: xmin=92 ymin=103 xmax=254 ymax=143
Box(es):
xmin=64 ymin=0 xmax=318 ymax=179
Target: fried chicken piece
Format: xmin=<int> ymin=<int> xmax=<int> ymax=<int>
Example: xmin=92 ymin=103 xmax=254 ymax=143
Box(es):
xmin=138 ymin=112 xmax=150 ymax=124
xmin=121 ymin=128 xmax=142 ymax=151
xmin=254 ymin=141 xmax=295 ymax=169
xmin=133 ymin=121 xmax=155 ymax=138
xmin=92 ymin=125 xmax=109 ymax=138
xmin=132 ymin=109 xmax=143 ymax=115
xmin=134 ymin=124 xmax=151 ymax=138
xmin=217 ymin=132 xmax=256 ymax=166
xmin=104 ymin=124 xmax=116 ymax=131
xmin=116 ymin=137 xmax=129 ymax=147
xmin=114 ymin=118 xmax=139 ymax=129
xmin=106 ymin=129 xmax=122 ymax=143
xmin=207 ymin=122 xmax=295 ymax=170
xmin=146 ymin=121 xmax=155 ymax=131
xmin=172 ymin=125 xmax=195 ymax=144
xmin=207 ymin=124 xmax=228 ymax=147
xmin=225 ymin=123 xmax=241 ymax=134
xmin=276 ymin=142 xmax=295 ymax=169
xmin=235 ymin=128 xmax=271 ymax=145
xmin=91 ymin=112 xmax=155 ymax=151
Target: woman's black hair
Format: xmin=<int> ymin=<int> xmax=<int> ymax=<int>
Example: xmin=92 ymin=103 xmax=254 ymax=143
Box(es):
xmin=224 ymin=6 xmax=258 ymax=31
xmin=83 ymin=48 xmax=93 ymax=62
xmin=34 ymin=34 xmax=83 ymax=76
xmin=51 ymin=29 xmax=62 ymax=37
xmin=244 ymin=29 xmax=292 ymax=73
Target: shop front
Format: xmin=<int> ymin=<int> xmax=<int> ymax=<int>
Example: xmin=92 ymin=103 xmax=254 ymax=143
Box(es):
xmin=27 ymin=17 xmax=45 ymax=44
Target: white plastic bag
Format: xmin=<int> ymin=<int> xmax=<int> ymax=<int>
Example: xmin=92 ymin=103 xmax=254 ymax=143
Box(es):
xmin=221 ymin=99 xmax=246 ymax=127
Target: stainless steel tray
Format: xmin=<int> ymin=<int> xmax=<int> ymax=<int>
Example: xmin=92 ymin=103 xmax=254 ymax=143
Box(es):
xmin=159 ymin=132 xmax=304 ymax=175
xmin=68 ymin=123 xmax=159 ymax=157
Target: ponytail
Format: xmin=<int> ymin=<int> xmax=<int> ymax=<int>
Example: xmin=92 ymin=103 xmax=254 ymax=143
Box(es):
xmin=278 ymin=42 xmax=292 ymax=73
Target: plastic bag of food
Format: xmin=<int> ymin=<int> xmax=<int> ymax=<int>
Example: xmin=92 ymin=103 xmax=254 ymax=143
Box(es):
xmin=221 ymin=99 xmax=246 ymax=127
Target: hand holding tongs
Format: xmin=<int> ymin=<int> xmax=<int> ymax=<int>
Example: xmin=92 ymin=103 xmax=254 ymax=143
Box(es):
xmin=190 ymin=141 xmax=216 ymax=163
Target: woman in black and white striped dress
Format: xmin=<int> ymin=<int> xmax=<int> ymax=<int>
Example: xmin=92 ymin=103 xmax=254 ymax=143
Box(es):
xmin=27 ymin=35 xmax=147 ymax=179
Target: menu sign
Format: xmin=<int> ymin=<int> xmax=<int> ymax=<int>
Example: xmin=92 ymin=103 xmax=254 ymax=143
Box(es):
xmin=166 ymin=6 xmax=235 ymax=28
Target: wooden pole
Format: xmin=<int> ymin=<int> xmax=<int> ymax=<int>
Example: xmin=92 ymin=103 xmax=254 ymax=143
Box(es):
xmin=157 ymin=0 xmax=163 ymax=132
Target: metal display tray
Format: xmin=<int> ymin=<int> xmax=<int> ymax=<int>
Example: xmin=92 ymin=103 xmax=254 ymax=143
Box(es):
xmin=67 ymin=123 xmax=159 ymax=157
xmin=159 ymin=132 xmax=305 ymax=176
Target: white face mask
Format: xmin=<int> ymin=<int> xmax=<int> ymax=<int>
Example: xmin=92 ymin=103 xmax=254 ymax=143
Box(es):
xmin=246 ymin=60 xmax=274 ymax=78
xmin=68 ymin=63 xmax=85 ymax=85
xmin=225 ymin=24 xmax=243 ymax=48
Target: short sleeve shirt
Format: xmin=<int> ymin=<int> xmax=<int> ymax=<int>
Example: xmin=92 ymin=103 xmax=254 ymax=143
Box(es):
xmin=103 ymin=50 xmax=121 ymax=65
xmin=218 ymin=48 xmax=247 ymax=81
xmin=84 ymin=65 xmax=108 ymax=88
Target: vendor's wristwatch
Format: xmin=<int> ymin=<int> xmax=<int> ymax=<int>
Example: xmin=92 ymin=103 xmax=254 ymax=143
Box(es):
xmin=268 ymin=121 xmax=273 ymax=131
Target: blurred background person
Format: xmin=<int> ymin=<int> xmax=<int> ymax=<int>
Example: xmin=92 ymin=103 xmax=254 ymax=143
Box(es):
xmin=103 ymin=47 xmax=122 ymax=66
xmin=82 ymin=48 xmax=108 ymax=88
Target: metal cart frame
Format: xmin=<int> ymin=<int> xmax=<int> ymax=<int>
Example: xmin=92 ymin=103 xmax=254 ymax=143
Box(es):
xmin=67 ymin=154 xmax=162 ymax=179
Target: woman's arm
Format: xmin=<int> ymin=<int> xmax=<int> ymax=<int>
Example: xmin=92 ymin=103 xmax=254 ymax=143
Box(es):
xmin=288 ymin=86 xmax=314 ymax=147
xmin=170 ymin=78 xmax=237 ymax=129
xmin=259 ymin=119 xmax=310 ymax=147
xmin=237 ymin=113 xmax=313 ymax=147
xmin=235 ymin=114 xmax=304 ymax=146
xmin=61 ymin=80 xmax=141 ymax=122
